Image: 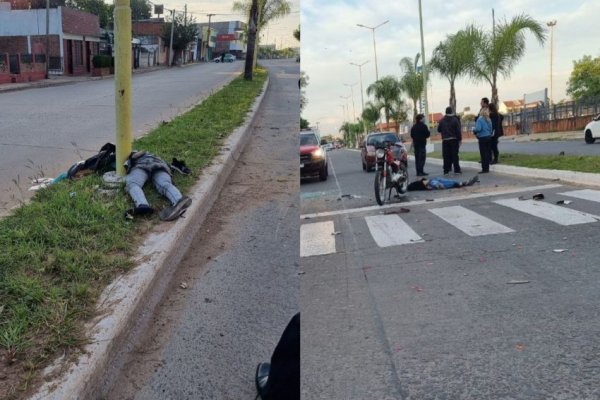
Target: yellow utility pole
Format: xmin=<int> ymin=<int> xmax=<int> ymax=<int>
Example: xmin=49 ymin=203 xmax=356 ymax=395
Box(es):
xmin=114 ymin=0 xmax=132 ymax=176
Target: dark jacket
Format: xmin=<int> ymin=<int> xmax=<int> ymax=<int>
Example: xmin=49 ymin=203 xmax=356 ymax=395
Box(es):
xmin=437 ymin=114 xmax=462 ymax=141
xmin=490 ymin=112 xmax=504 ymax=138
xmin=410 ymin=121 xmax=430 ymax=145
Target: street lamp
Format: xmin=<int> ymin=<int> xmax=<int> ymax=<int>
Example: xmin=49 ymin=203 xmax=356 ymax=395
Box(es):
xmin=340 ymin=94 xmax=351 ymax=121
xmin=350 ymin=60 xmax=369 ymax=115
xmin=356 ymin=20 xmax=388 ymax=81
xmin=547 ymin=20 xmax=557 ymax=105
xmin=344 ymin=83 xmax=357 ymax=122
xmin=417 ymin=0 xmax=430 ymax=127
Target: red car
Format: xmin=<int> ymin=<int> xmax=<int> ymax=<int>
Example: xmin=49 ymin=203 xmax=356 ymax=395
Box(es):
xmin=361 ymin=132 xmax=402 ymax=172
xmin=300 ymin=131 xmax=328 ymax=181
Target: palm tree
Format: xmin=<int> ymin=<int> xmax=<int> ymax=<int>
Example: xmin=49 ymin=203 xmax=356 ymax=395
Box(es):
xmin=233 ymin=0 xmax=292 ymax=67
xmin=469 ymin=14 xmax=546 ymax=105
xmin=366 ymin=76 xmax=402 ymax=127
xmin=389 ymin=98 xmax=408 ymax=133
xmin=430 ymin=27 xmax=478 ymax=113
xmin=339 ymin=122 xmax=352 ymax=146
xmin=361 ymin=101 xmax=380 ymax=131
xmin=399 ymin=55 xmax=424 ymax=123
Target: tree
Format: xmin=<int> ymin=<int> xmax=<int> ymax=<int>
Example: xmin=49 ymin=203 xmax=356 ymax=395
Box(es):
xmin=293 ymin=25 xmax=300 ymax=41
xmin=430 ymin=27 xmax=478 ymax=113
xmin=469 ymin=14 xmax=546 ymax=105
xmin=66 ymin=0 xmax=111 ymax=28
xmin=244 ymin=0 xmax=259 ymax=79
xmin=300 ymin=118 xmax=310 ymax=130
xmin=361 ymin=101 xmax=380 ymax=131
xmin=566 ymin=55 xmax=600 ymax=101
xmin=28 ymin=0 xmax=65 ymax=9
xmin=389 ymin=98 xmax=408 ymax=132
xmin=130 ymin=0 xmax=151 ymax=20
xmin=366 ymin=76 xmax=403 ymax=127
xmin=161 ymin=14 xmax=198 ymax=65
xmin=300 ymin=71 xmax=309 ymax=110
xmin=233 ymin=0 xmax=292 ymax=67
xmin=339 ymin=122 xmax=352 ymax=146
xmin=399 ymin=55 xmax=424 ymax=123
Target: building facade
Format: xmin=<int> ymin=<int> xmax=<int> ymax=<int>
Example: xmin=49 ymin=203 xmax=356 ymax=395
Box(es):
xmin=195 ymin=20 xmax=246 ymax=61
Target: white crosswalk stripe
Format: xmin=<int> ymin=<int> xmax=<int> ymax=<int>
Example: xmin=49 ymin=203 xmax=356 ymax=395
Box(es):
xmin=364 ymin=214 xmax=424 ymax=247
xmin=300 ymin=221 xmax=337 ymax=257
xmin=429 ymin=206 xmax=515 ymax=236
xmin=559 ymin=189 xmax=600 ymax=203
xmin=493 ymin=198 xmax=599 ymax=225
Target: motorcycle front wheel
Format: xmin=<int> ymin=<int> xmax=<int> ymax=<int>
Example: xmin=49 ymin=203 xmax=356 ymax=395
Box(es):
xmin=374 ymin=169 xmax=386 ymax=206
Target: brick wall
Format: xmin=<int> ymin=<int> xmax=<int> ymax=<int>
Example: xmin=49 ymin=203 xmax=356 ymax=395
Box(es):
xmin=61 ymin=7 xmax=100 ymax=36
xmin=30 ymin=35 xmax=61 ymax=57
xmin=0 ymin=36 xmax=27 ymax=54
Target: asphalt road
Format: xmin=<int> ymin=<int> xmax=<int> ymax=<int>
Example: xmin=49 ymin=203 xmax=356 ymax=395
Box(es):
xmin=301 ymin=149 xmax=600 ymax=399
xmin=454 ymin=137 xmax=600 ymax=156
xmin=0 ymin=62 xmax=242 ymax=215
xmin=106 ymin=60 xmax=300 ymax=399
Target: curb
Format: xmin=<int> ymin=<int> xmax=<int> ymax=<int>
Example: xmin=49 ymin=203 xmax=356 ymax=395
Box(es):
xmin=420 ymin=157 xmax=600 ymax=187
xmin=30 ymin=76 xmax=270 ymax=400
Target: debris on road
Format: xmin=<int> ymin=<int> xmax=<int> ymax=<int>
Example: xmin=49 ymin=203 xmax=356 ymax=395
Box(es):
xmin=331 ymin=231 xmax=341 ymax=236
xmin=298 ymin=271 xmax=305 ymax=275
xmin=507 ymin=280 xmax=530 ymax=284
xmin=411 ymin=285 xmax=424 ymax=292
xmin=179 ymin=282 xmax=188 ymax=289
xmin=515 ymin=344 xmax=525 ymax=352
xmin=556 ymin=200 xmax=572 ymax=205
xmin=383 ymin=207 xmax=410 ymax=215
xmin=553 ymin=249 xmax=568 ymax=253
xmin=426 ymin=198 xmax=434 ymax=202
xmin=532 ymin=193 xmax=545 ymax=200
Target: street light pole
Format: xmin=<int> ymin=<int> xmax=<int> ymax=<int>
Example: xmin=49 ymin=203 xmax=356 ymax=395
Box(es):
xmin=344 ymin=83 xmax=357 ymax=122
xmin=547 ymin=20 xmax=557 ymax=105
xmin=350 ymin=60 xmax=369 ymax=114
xmin=418 ymin=0 xmax=430 ymax=127
xmin=357 ymin=20 xmax=388 ymax=81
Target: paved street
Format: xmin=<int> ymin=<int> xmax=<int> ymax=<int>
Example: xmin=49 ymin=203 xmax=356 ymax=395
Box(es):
xmin=301 ymin=149 xmax=600 ymax=399
xmin=0 ymin=62 xmax=242 ymax=215
xmin=106 ymin=60 xmax=300 ymax=399
xmin=451 ymin=138 xmax=600 ymax=156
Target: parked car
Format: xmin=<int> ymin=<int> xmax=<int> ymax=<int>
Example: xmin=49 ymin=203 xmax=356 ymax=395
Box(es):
xmin=300 ymin=131 xmax=328 ymax=181
xmin=214 ymin=53 xmax=236 ymax=63
xmin=323 ymin=143 xmax=334 ymax=151
xmin=584 ymin=114 xmax=600 ymax=144
xmin=361 ymin=132 xmax=403 ymax=172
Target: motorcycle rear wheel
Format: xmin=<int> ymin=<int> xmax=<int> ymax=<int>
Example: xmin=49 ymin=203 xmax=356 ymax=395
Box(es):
xmin=375 ymin=169 xmax=386 ymax=206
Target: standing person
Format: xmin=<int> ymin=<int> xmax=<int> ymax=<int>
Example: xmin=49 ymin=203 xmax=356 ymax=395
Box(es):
xmin=437 ymin=106 xmax=462 ymax=175
xmin=489 ymin=103 xmax=504 ymax=164
xmin=477 ymin=97 xmax=490 ymax=120
xmin=410 ymin=113 xmax=430 ymax=176
xmin=473 ymin=108 xmax=493 ymax=173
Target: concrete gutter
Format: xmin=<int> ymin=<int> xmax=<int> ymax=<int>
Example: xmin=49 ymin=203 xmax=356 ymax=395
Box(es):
xmin=30 ymin=77 xmax=270 ymax=400
xmin=421 ymin=157 xmax=600 ymax=187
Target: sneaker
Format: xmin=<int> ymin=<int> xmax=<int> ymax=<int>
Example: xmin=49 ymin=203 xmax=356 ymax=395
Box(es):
xmin=159 ymin=196 xmax=192 ymax=221
xmin=255 ymin=362 xmax=270 ymax=396
xmin=124 ymin=204 xmax=154 ymax=219
xmin=466 ymin=176 xmax=480 ymax=186
xmin=171 ymin=158 xmax=191 ymax=175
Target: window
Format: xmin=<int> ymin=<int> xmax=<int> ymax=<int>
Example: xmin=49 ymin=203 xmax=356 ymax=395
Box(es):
xmin=74 ymin=41 xmax=83 ymax=66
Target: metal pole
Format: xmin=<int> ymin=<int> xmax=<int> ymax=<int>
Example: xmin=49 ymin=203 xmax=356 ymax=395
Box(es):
xmin=169 ymin=9 xmax=175 ymax=66
xmin=547 ymin=20 xmax=557 ymax=104
xmin=345 ymin=83 xmax=357 ymax=121
xmin=45 ymin=0 xmax=50 ymax=79
xmin=114 ymin=0 xmax=132 ymax=176
xmin=418 ymin=0 xmax=429 ymax=128
xmin=357 ymin=21 xmax=388 ymax=81
xmin=207 ymin=14 xmax=214 ymax=61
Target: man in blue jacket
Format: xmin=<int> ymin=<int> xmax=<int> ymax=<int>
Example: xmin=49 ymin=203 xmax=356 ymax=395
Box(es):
xmin=437 ymin=106 xmax=462 ymax=175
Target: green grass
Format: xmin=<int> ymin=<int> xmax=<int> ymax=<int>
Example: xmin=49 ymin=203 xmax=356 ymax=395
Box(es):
xmin=429 ymin=151 xmax=600 ymax=173
xmin=0 ymin=68 xmax=267 ymax=397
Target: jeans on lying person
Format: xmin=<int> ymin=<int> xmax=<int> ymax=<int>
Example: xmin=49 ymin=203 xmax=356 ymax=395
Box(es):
xmin=125 ymin=168 xmax=182 ymax=207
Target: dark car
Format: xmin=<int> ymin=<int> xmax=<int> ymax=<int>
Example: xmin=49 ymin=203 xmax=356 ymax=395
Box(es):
xmin=361 ymin=132 xmax=402 ymax=172
xmin=300 ymin=131 xmax=328 ymax=181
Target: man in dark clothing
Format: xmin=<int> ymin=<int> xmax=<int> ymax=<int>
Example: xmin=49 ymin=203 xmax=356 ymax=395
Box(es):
xmin=410 ymin=113 xmax=430 ymax=176
xmin=437 ymin=106 xmax=462 ymax=175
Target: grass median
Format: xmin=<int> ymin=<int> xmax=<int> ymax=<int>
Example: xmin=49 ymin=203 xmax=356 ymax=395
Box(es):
xmin=429 ymin=150 xmax=600 ymax=173
xmin=0 ymin=68 xmax=267 ymax=398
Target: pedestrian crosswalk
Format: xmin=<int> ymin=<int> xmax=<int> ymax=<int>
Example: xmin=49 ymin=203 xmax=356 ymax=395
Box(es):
xmin=300 ymin=190 xmax=600 ymax=257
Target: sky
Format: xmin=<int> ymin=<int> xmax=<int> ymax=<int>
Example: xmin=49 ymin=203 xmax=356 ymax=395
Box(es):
xmin=134 ymin=0 xmax=300 ymax=49
xmin=301 ymin=0 xmax=600 ymax=136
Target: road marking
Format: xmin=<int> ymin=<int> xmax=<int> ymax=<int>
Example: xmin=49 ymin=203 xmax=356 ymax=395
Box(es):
xmin=365 ymin=214 xmax=424 ymax=247
xmin=559 ymin=189 xmax=600 ymax=203
xmin=300 ymin=221 xmax=337 ymax=257
xmin=429 ymin=206 xmax=515 ymax=236
xmin=494 ymin=198 xmax=600 ymax=225
xmin=300 ymin=184 xmax=563 ymax=220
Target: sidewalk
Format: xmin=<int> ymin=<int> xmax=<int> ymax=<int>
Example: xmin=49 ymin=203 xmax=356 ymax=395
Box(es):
xmin=0 ymin=62 xmax=203 ymax=94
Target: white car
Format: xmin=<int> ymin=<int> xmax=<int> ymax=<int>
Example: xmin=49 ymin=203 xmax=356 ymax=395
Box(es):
xmin=323 ymin=143 xmax=333 ymax=151
xmin=584 ymin=114 xmax=600 ymax=144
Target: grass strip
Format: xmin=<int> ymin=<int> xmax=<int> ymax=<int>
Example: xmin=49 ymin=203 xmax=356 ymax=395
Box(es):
xmin=428 ymin=151 xmax=600 ymax=173
xmin=0 ymin=68 xmax=267 ymax=398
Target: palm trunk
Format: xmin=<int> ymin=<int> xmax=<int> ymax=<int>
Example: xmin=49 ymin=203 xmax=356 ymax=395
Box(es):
xmin=491 ymin=74 xmax=499 ymax=106
xmin=412 ymin=99 xmax=418 ymax=123
xmin=450 ymin=80 xmax=456 ymax=113
xmin=244 ymin=0 xmax=258 ymax=80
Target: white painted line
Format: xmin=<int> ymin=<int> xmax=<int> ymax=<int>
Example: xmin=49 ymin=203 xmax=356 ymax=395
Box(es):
xmin=300 ymin=184 xmax=563 ymax=220
xmin=300 ymin=221 xmax=337 ymax=257
xmin=494 ymin=198 xmax=600 ymax=225
xmin=365 ymin=214 xmax=424 ymax=247
xmin=559 ymin=189 xmax=600 ymax=203
xmin=429 ymin=206 xmax=515 ymax=236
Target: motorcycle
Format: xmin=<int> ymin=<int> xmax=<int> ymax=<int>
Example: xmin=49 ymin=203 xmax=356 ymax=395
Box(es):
xmin=374 ymin=141 xmax=409 ymax=206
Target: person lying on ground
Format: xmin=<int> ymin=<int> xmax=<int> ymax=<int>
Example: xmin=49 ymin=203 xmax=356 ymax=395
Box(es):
xmin=124 ymin=151 xmax=191 ymax=221
xmin=407 ymin=175 xmax=479 ymax=191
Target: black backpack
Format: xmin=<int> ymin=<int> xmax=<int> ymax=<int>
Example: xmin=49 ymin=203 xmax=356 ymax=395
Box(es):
xmin=67 ymin=142 xmax=116 ymax=179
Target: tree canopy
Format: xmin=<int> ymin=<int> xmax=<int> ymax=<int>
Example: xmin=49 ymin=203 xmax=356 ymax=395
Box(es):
xmin=566 ymin=55 xmax=600 ymax=101
xmin=367 ymin=75 xmax=403 ymax=127
xmin=399 ymin=55 xmax=424 ymax=123
xmin=161 ymin=14 xmax=198 ymax=64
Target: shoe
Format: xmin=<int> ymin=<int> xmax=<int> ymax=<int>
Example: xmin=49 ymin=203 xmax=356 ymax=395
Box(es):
xmin=124 ymin=204 xmax=154 ymax=219
xmin=466 ymin=176 xmax=480 ymax=186
xmin=491 ymin=160 xmax=498 ymax=165
xmin=255 ymin=362 xmax=270 ymax=397
xmin=159 ymin=196 xmax=192 ymax=221
xmin=478 ymin=170 xmax=489 ymax=174
xmin=171 ymin=158 xmax=191 ymax=175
